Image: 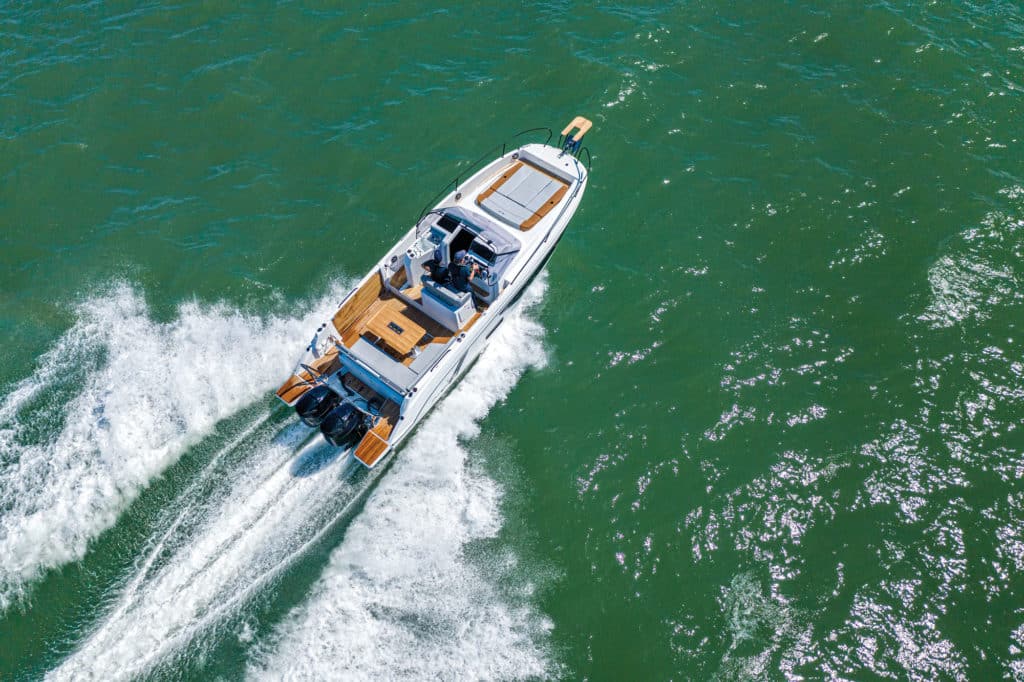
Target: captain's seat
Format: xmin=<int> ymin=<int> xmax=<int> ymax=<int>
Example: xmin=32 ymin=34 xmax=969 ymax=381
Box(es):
xmin=421 ymin=280 xmax=474 ymax=331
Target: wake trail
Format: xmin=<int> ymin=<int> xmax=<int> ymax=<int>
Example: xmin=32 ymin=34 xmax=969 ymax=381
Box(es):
xmin=52 ymin=275 xmax=553 ymax=681
xmin=249 ymin=276 xmax=555 ymax=681
xmin=117 ymin=411 xmax=276 ymax=613
xmin=0 ymin=281 xmax=349 ymax=611
xmin=49 ymin=416 xmax=363 ymax=681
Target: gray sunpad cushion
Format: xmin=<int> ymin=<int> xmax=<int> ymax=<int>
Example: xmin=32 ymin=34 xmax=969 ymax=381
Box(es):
xmin=480 ymin=165 xmax=564 ymax=225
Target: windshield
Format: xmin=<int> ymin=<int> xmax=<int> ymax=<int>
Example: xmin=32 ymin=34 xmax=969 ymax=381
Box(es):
xmin=469 ymin=239 xmax=496 ymax=263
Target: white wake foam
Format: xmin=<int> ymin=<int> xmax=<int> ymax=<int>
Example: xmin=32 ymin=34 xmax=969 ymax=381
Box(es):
xmin=248 ymin=277 xmax=554 ymax=681
xmin=0 ymin=281 xmax=345 ymax=611
xmin=49 ymin=418 xmax=359 ymax=680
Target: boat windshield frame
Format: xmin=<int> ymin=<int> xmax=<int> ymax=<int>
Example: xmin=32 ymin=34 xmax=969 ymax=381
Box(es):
xmin=435 ymin=206 xmax=520 ymax=257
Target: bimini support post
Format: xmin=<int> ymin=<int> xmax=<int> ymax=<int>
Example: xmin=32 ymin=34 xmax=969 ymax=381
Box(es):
xmin=559 ymin=116 xmax=592 ymax=157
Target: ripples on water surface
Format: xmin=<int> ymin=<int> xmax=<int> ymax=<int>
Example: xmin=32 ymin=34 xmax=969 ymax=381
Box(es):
xmin=1 ymin=1 xmax=1023 ymax=680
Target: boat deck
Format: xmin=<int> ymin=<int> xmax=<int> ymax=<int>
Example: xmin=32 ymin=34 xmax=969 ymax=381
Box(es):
xmin=274 ymin=272 xmax=486 ymax=464
xmin=342 ymin=373 xmax=400 ymax=467
xmin=278 ymin=273 xmax=485 ymax=407
xmin=339 ymin=284 xmax=463 ymax=364
xmin=275 ymin=347 xmax=342 ymax=404
xmin=353 ymin=409 xmax=396 ymax=466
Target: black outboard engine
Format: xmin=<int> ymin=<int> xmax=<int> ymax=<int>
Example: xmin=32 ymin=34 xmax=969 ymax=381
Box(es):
xmin=294 ymin=385 xmax=341 ymax=427
xmin=319 ymin=400 xmax=369 ymax=447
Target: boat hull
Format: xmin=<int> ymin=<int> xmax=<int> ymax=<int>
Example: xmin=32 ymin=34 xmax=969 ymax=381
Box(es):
xmin=276 ymin=129 xmax=590 ymax=469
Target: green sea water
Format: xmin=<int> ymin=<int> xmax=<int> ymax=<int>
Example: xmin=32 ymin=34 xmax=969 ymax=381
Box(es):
xmin=2 ymin=1 xmax=1023 ymax=679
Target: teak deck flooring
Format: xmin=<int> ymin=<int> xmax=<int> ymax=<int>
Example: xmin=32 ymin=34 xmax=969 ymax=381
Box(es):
xmin=340 ymin=286 xmax=455 ymax=358
xmin=343 ymin=372 xmax=401 ymax=467
xmin=275 ymin=347 xmax=341 ymax=404
xmin=339 ymin=285 xmax=480 ymax=366
xmin=353 ymin=405 xmax=398 ymax=467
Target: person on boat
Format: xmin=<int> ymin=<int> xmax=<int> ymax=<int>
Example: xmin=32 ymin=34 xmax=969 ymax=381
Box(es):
xmin=422 ymin=249 xmax=478 ymax=290
xmin=449 ymin=249 xmax=479 ymax=292
xmin=422 ymin=247 xmax=451 ymax=284
xmin=423 ymin=263 xmax=447 ymax=284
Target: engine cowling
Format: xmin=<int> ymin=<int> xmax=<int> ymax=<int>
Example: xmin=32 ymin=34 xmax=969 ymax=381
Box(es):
xmin=319 ymin=401 xmax=368 ymax=447
xmin=294 ymin=385 xmax=341 ymax=427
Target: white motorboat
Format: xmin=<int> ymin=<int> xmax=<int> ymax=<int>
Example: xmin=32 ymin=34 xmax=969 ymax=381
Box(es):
xmin=275 ymin=116 xmax=593 ymax=468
